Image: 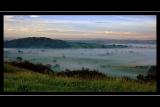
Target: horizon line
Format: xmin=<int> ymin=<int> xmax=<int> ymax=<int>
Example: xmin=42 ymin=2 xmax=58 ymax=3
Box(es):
xmin=4 ymin=37 xmax=156 ymax=41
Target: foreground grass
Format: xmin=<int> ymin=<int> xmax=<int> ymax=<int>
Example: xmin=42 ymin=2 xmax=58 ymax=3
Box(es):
xmin=4 ymin=64 xmax=156 ymax=92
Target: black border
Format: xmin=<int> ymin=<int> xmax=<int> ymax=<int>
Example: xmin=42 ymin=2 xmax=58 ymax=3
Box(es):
xmin=0 ymin=14 xmax=4 ymax=93
xmin=0 ymin=11 xmax=159 ymax=96
xmin=0 ymin=0 xmax=160 ymax=11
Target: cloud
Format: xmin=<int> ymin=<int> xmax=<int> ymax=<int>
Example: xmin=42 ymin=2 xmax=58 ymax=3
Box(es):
xmin=4 ymin=16 xmax=14 ymax=18
xmin=4 ymin=15 xmax=15 ymax=21
xmin=37 ymin=28 xmax=79 ymax=33
xmin=33 ymin=19 xmax=91 ymax=25
xmin=104 ymin=31 xmax=139 ymax=35
xmin=30 ymin=15 xmax=40 ymax=18
xmin=7 ymin=28 xmax=16 ymax=31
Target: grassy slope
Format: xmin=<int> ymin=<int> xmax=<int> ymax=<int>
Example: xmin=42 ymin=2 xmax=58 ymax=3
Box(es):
xmin=4 ymin=64 xmax=156 ymax=92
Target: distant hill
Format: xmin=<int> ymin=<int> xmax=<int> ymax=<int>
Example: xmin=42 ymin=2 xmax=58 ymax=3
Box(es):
xmin=69 ymin=39 xmax=156 ymax=44
xmin=4 ymin=37 xmax=134 ymax=48
xmin=4 ymin=37 xmax=71 ymax=48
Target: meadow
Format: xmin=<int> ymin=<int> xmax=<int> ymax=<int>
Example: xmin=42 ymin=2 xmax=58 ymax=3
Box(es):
xmin=4 ymin=63 xmax=156 ymax=92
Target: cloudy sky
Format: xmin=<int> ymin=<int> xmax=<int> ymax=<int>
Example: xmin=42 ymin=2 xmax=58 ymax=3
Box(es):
xmin=4 ymin=15 xmax=156 ymax=40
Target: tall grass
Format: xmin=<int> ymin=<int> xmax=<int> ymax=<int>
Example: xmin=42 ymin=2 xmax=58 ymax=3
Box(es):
xmin=4 ymin=63 xmax=156 ymax=92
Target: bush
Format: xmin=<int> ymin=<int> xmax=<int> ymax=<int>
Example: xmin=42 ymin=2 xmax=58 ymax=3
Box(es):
xmin=137 ymin=66 xmax=156 ymax=81
xmin=122 ymin=76 xmax=131 ymax=81
xmin=137 ymin=74 xmax=145 ymax=81
xmin=57 ymin=68 xmax=106 ymax=79
xmin=53 ymin=59 xmax=57 ymax=62
xmin=10 ymin=60 xmax=54 ymax=74
xmin=7 ymin=61 xmax=107 ymax=79
xmin=16 ymin=57 xmax=22 ymax=62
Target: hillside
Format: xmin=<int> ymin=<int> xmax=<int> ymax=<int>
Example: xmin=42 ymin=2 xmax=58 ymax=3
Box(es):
xmin=4 ymin=37 xmax=71 ymax=48
xmin=4 ymin=37 xmax=130 ymax=48
xmin=4 ymin=63 xmax=156 ymax=92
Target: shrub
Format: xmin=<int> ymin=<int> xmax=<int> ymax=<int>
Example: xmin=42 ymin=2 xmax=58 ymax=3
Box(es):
xmin=137 ymin=74 xmax=145 ymax=81
xmin=137 ymin=66 xmax=156 ymax=81
xmin=57 ymin=68 xmax=106 ymax=79
xmin=18 ymin=50 xmax=23 ymax=53
xmin=145 ymin=66 xmax=156 ymax=80
xmin=10 ymin=60 xmax=54 ymax=74
xmin=121 ymin=76 xmax=131 ymax=81
xmin=53 ymin=59 xmax=57 ymax=62
xmin=16 ymin=57 xmax=22 ymax=62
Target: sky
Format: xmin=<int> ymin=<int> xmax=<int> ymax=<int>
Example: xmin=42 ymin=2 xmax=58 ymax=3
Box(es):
xmin=4 ymin=15 xmax=156 ymax=40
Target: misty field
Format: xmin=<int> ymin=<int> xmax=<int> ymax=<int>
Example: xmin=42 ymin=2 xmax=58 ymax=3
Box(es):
xmin=3 ymin=44 xmax=157 ymax=92
xmin=4 ymin=45 xmax=156 ymax=79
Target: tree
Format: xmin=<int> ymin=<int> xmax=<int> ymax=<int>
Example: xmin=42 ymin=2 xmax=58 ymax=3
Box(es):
xmin=137 ymin=66 xmax=156 ymax=81
xmin=16 ymin=57 xmax=22 ymax=62
xmin=137 ymin=74 xmax=145 ymax=81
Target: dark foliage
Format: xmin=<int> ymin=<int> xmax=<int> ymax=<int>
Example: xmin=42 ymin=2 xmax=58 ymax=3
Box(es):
xmin=121 ymin=76 xmax=131 ymax=81
xmin=104 ymin=44 xmax=128 ymax=48
xmin=145 ymin=66 xmax=156 ymax=80
xmin=10 ymin=61 xmax=54 ymax=74
xmin=137 ymin=74 xmax=145 ymax=81
xmin=137 ymin=66 xmax=156 ymax=81
xmin=7 ymin=61 xmax=107 ymax=79
xmin=16 ymin=57 xmax=22 ymax=62
xmin=57 ymin=68 xmax=107 ymax=79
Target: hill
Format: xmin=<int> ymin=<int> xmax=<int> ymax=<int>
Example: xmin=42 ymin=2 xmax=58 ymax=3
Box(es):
xmin=4 ymin=37 xmax=71 ymax=48
xmin=4 ymin=63 xmax=156 ymax=92
xmin=4 ymin=37 xmax=132 ymax=48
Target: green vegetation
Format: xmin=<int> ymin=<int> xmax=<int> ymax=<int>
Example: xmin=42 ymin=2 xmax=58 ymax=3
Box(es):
xmin=137 ymin=66 xmax=156 ymax=81
xmin=4 ymin=63 xmax=156 ymax=92
xmin=16 ymin=57 xmax=22 ymax=62
xmin=8 ymin=61 xmax=53 ymax=74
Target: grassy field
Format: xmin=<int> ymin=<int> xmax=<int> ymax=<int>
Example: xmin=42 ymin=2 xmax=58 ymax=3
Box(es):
xmin=4 ymin=63 xmax=156 ymax=92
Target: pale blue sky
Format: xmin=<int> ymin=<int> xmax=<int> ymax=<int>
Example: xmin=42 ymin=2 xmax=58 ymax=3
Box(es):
xmin=4 ymin=15 xmax=156 ymax=40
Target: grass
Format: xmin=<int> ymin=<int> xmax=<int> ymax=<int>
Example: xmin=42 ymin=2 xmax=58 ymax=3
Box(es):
xmin=4 ymin=63 xmax=156 ymax=92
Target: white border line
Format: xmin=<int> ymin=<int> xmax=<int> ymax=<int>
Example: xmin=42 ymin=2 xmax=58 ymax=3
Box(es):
xmin=0 ymin=11 xmax=160 ymax=12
